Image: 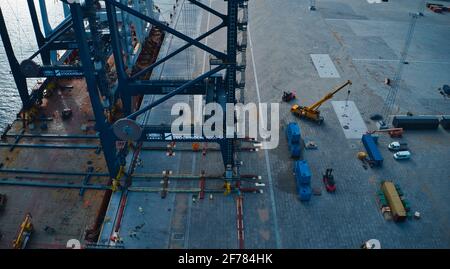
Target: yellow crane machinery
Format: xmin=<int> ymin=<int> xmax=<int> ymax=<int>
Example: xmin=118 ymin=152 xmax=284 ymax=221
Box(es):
xmin=12 ymin=213 xmax=33 ymax=249
xmin=291 ymin=80 xmax=352 ymax=124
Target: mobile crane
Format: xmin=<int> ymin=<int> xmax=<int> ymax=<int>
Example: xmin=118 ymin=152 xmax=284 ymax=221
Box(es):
xmin=291 ymin=80 xmax=352 ymax=124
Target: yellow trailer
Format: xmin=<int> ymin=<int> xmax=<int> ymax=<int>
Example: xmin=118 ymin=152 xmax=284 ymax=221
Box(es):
xmin=381 ymin=181 xmax=406 ymax=222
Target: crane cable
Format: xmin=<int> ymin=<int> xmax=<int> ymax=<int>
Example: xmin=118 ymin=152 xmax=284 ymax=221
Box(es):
xmin=4 ymin=0 xmax=35 ymax=54
xmin=16 ymin=1 xmax=23 ymax=59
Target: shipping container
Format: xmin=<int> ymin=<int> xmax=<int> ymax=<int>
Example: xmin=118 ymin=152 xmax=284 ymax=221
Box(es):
xmin=288 ymin=141 xmax=301 ymax=158
xmin=286 ymin=122 xmax=303 ymax=158
xmin=297 ymin=186 xmax=312 ymax=201
xmin=294 ymin=160 xmax=311 ymax=185
xmin=361 ymin=134 xmax=383 ymax=166
xmin=440 ymin=116 xmax=450 ymax=130
xmin=294 ymin=160 xmax=312 ymax=201
xmin=392 ymin=115 xmax=439 ymax=129
xmin=286 ymin=122 xmax=301 ymax=143
xmin=381 ymin=181 xmax=406 ymax=222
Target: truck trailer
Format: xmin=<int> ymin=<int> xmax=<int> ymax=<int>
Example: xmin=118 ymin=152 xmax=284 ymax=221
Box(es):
xmin=381 ymin=181 xmax=407 ymax=222
xmin=440 ymin=116 xmax=450 ymax=130
xmin=392 ymin=115 xmax=439 ymax=130
xmin=361 ymin=134 xmax=383 ymax=167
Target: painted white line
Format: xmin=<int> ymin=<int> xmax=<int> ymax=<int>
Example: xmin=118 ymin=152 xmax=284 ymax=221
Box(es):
xmin=324 ymin=18 xmax=367 ymax=21
xmin=248 ymin=24 xmax=282 ymax=249
xmin=353 ymin=58 xmax=399 ymax=63
xmin=324 ymin=18 xmax=450 ymax=28
xmin=352 ymin=58 xmax=450 ymax=65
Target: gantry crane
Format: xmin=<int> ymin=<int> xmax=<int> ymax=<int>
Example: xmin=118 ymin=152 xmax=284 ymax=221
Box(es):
xmin=291 ymin=80 xmax=352 ymax=124
xmin=0 ymin=0 xmax=249 ymax=179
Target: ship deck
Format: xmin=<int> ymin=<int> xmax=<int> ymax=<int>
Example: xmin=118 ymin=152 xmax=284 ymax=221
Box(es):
xmin=0 ymin=78 xmax=109 ymax=248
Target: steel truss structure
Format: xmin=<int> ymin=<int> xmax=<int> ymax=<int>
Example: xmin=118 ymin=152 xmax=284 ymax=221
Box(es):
xmin=0 ymin=0 xmax=249 ymax=181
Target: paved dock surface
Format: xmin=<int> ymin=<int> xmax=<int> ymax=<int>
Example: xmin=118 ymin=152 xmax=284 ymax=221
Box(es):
xmin=245 ymin=0 xmax=449 ymax=248
xmin=96 ymin=0 xmax=450 ymax=249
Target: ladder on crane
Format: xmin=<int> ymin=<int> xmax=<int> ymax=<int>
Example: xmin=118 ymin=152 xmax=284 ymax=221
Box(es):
xmin=379 ymin=1 xmax=425 ymax=128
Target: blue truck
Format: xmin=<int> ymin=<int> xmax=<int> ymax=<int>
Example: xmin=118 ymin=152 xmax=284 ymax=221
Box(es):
xmin=361 ymin=134 xmax=383 ymax=167
xmin=294 ymin=160 xmax=312 ymax=201
xmin=286 ymin=122 xmax=302 ymax=158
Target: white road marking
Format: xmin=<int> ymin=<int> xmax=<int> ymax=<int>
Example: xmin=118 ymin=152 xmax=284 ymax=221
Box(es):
xmin=352 ymin=58 xmax=450 ymax=65
xmin=311 ymin=54 xmax=341 ymax=78
xmin=324 ymin=18 xmax=450 ymax=28
xmin=332 ymin=101 xmax=368 ymax=139
xmin=248 ymin=24 xmax=282 ymax=249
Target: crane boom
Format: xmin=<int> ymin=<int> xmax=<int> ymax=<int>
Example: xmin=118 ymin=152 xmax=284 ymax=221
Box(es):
xmin=308 ymin=80 xmax=352 ymax=111
xmin=291 ymin=80 xmax=353 ymax=124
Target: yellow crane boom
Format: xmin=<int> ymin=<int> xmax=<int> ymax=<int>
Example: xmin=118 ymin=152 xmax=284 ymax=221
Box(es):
xmin=291 ymin=80 xmax=352 ymax=124
xmin=308 ymin=80 xmax=352 ymax=111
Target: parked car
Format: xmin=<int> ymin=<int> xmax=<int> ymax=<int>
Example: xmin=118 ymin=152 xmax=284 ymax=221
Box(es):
xmin=393 ymin=151 xmax=411 ymax=160
xmin=388 ymin=141 xmax=408 ymax=151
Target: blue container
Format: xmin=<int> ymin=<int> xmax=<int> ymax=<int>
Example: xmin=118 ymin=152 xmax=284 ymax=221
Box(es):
xmin=288 ymin=140 xmax=301 ymax=158
xmin=286 ymin=122 xmax=303 ymax=158
xmin=294 ymin=160 xmax=311 ymax=185
xmin=361 ymin=134 xmax=383 ymax=166
xmin=298 ymin=186 xmax=312 ymax=201
xmin=372 ymin=134 xmax=379 ymax=144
